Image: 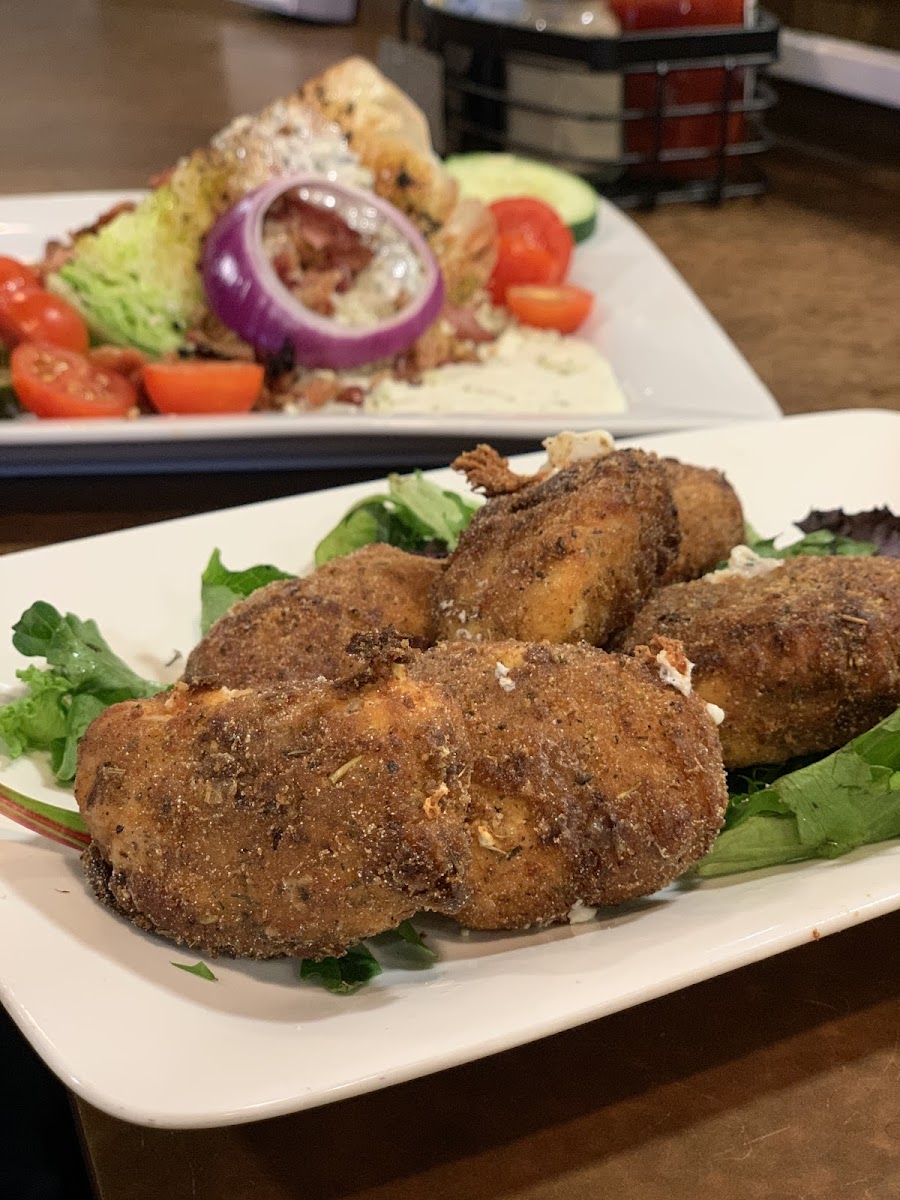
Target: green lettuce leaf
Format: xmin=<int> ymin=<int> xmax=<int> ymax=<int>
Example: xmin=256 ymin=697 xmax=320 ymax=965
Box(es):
xmin=0 ymin=603 xmax=163 ymax=785
xmin=171 ymin=961 xmax=218 ymax=982
xmin=315 ymin=471 xmax=480 ymax=566
xmin=742 ymin=524 xmax=876 ymax=561
xmin=697 ymin=707 xmax=900 ymax=877
xmin=49 ymin=163 xmax=227 ymax=355
xmin=797 ymin=508 xmax=900 ymax=558
xmin=297 ymin=921 xmax=438 ymax=994
xmin=200 ymin=550 xmax=295 ymax=635
xmin=13 ymin=602 xmax=162 ymax=700
xmin=297 ymin=944 xmax=383 ymax=995
xmin=370 ymin=920 xmax=438 ymax=968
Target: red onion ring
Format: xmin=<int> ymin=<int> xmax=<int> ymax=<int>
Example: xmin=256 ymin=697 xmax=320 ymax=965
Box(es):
xmin=201 ymin=176 xmax=444 ymax=370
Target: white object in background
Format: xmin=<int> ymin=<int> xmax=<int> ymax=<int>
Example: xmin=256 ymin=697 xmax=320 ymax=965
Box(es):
xmin=234 ymin=0 xmax=357 ymax=23
xmin=505 ymin=51 xmax=623 ymax=177
xmin=769 ymin=29 xmax=900 ymax=110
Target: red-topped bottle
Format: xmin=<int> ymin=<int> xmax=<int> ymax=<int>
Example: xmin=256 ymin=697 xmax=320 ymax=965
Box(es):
xmin=609 ymin=0 xmax=753 ymax=177
xmin=611 ymin=0 xmax=747 ymax=29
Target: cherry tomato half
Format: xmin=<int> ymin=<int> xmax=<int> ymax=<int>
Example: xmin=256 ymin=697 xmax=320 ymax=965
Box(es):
xmin=0 ymin=256 xmax=41 ymax=294
xmin=0 ymin=288 xmax=89 ymax=352
xmin=11 ymin=343 xmax=138 ymax=419
xmin=505 ymin=284 xmax=595 ymax=334
xmin=488 ymin=197 xmax=573 ymax=302
xmin=489 ymin=234 xmax=558 ymax=304
xmin=142 ymin=361 xmax=265 ymax=415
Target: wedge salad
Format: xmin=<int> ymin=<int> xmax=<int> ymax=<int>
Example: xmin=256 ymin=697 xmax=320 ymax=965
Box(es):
xmin=0 ymin=57 xmax=625 ymax=423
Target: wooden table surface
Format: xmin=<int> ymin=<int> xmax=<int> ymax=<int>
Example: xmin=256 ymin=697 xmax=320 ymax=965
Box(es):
xmin=1 ymin=2 xmax=898 ymax=1198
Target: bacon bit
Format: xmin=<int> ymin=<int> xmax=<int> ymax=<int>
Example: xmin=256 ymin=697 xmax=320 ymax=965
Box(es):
xmin=184 ymin=315 xmax=257 ymax=362
xmin=88 ymin=346 xmax=148 ymax=390
xmin=264 ymin=192 xmax=373 ymax=317
xmin=37 ymin=239 xmax=74 ymax=280
xmin=148 ymin=166 xmax=175 ymax=188
xmin=303 ymin=375 xmax=342 ymax=409
xmin=71 ymin=201 xmax=137 ymax=241
xmin=336 ymin=385 xmax=365 ymax=406
xmin=442 ymin=304 xmax=496 ymax=344
xmin=296 ymin=268 xmax=346 ymax=318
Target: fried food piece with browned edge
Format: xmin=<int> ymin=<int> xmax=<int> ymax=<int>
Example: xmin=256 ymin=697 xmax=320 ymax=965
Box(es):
xmin=623 ymin=556 xmax=900 ymax=768
xmin=431 ymin=449 xmax=680 ymax=647
xmin=184 ymin=543 xmax=443 ymax=688
xmin=410 ymin=638 xmax=727 ymax=929
xmin=75 ymin=664 xmax=472 ymax=960
xmin=661 ymin=459 xmax=745 ymax=584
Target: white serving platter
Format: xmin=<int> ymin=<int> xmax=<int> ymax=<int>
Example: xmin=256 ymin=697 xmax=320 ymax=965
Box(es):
xmin=0 ymin=408 xmax=896 ymax=1129
xmin=0 ymin=190 xmax=780 ymax=475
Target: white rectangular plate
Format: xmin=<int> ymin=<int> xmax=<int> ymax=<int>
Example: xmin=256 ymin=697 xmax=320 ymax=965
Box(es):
xmin=0 ymin=409 xmax=897 ymax=1129
xmin=0 ymin=191 xmax=780 ymax=475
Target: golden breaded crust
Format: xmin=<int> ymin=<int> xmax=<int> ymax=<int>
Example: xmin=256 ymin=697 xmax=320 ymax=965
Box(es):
xmin=661 ymin=459 xmax=745 ymax=584
xmin=411 ymin=639 xmax=727 ymax=929
xmin=75 ymin=672 xmax=472 ymax=960
xmin=623 ymin=556 xmax=900 ymax=767
xmin=431 ymin=450 xmax=680 ymax=646
xmin=184 ymin=544 xmax=443 ymax=688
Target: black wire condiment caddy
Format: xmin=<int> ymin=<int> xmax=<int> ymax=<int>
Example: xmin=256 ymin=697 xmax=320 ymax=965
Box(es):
xmin=402 ymin=1 xmax=780 ymax=208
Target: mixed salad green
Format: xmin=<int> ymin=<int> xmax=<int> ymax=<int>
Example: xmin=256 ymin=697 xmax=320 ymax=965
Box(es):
xmin=1 ymin=475 xmax=898 ymax=993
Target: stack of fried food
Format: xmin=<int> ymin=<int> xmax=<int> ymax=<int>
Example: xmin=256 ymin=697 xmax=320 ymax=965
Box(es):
xmin=74 ymin=437 xmax=900 ymax=960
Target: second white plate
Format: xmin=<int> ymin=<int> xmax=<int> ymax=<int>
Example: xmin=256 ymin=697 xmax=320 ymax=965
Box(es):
xmin=0 ymin=191 xmax=780 ymax=475
xmin=0 ymin=409 xmax=897 ymax=1130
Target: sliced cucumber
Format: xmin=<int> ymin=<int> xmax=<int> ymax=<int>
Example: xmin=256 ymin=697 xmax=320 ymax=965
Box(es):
xmin=445 ymin=153 xmax=599 ymax=243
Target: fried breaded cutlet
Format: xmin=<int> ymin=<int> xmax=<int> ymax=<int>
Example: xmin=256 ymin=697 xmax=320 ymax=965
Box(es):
xmin=411 ymin=638 xmax=728 ymax=929
xmin=431 ymin=449 xmax=680 ymax=647
xmin=623 ymin=556 xmax=900 ymax=768
xmin=75 ymin=665 xmax=472 ymax=960
xmin=661 ymin=459 xmax=745 ymax=584
xmin=184 ymin=544 xmax=443 ymax=688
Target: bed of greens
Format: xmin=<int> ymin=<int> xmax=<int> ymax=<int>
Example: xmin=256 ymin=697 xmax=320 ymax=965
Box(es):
xmin=1 ymin=473 xmax=898 ymax=993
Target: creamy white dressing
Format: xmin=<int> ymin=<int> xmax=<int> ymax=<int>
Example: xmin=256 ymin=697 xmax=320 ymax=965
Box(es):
xmin=657 ymin=648 xmax=694 ymax=697
xmin=366 ymin=326 xmax=626 ymax=416
xmin=567 ymin=901 xmax=597 ymax=924
xmin=656 ymin=648 xmax=725 ymax=726
xmin=708 ymin=545 xmax=784 ymax=583
xmin=495 ymin=661 xmax=516 ymax=692
xmin=331 ymin=229 xmax=424 ymax=328
xmin=543 ymin=429 xmax=615 ymax=470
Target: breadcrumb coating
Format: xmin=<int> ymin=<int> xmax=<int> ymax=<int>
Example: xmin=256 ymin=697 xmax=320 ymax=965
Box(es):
xmin=623 ymin=556 xmax=900 ymax=767
xmin=77 ymin=667 xmax=472 ymax=960
xmin=432 ymin=449 xmax=680 ymax=647
xmin=411 ymin=638 xmax=727 ymax=929
xmin=184 ymin=543 xmax=443 ymax=688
